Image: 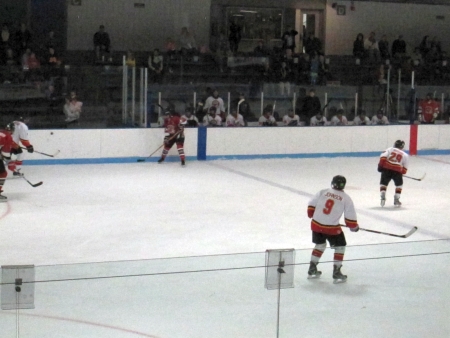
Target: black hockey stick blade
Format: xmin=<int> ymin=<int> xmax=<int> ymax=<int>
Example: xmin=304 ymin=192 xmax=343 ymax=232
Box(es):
xmin=22 ymin=175 xmax=43 ymax=187
xmin=404 ymin=173 xmax=426 ymax=181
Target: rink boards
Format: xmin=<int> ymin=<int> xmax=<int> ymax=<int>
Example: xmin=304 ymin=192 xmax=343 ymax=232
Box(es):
xmin=24 ymin=124 xmax=450 ymax=164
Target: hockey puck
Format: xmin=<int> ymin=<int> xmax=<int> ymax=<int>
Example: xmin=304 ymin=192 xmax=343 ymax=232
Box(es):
xmin=50 ymin=132 xmax=54 ymax=135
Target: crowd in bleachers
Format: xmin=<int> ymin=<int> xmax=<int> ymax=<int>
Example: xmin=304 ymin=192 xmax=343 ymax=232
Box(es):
xmin=2 ymin=20 xmax=450 ymax=128
xmin=0 ymin=22 xmax=67 ymax=96
xmin=353 ymin=31 xmax=449 ymax=86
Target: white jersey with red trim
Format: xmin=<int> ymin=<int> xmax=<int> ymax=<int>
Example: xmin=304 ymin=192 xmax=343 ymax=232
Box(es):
xmin=12 ymin=121 xmax=32 ymax=147
xmin=307 ymin=188 xmax=358 ymax=235
xmin=379 ymin=146 xmax=409 ymax=174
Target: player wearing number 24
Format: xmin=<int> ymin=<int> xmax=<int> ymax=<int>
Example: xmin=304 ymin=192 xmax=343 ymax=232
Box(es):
xmin=306 ymin=175 xmax=359 ymax=283
xmin=377 ymin=140 xmax=409 ymax=207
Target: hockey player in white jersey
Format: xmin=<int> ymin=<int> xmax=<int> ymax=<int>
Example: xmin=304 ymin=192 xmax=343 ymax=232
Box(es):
xmin=378 ymin=140 xmax=409 ymax=207
xmin=307 ymin=175 xmax=359 ymax=283
xmin=7 ymin=117 xmax=34 ymax=176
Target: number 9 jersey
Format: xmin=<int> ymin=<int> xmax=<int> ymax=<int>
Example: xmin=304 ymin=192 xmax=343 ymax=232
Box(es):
xmin=307 ymin=188 xmax=359 ymax=235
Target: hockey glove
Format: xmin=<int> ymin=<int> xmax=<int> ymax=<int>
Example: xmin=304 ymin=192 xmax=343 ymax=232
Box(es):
xmin=350 ymin=225 xmax=360 ymax=232
xmin=26 ymin=145 xmax=34 ymax=153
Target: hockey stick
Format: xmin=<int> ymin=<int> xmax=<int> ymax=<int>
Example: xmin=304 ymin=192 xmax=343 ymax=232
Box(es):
xmin=137 ymin=131 xmax=182 ymax=162
xmin=20 ymin=174 xmax=43 ymax=187
xmin=404 ymin=173 xmax=426 ymax=181
xmin=20 ymin=147 xmax=60 ymax=158
xmin=237 ymin=98 xmax=245 ymax=115
xmin=342 ymin=224 xmax=418 ymax=238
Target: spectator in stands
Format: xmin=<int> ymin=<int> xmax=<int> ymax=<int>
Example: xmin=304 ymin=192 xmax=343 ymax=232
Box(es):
xmin=304 ymin=32 xmax=322 ymax=58
xmin=63 ymin=90 xmax=82 ymax=123
xmin=254 ymin=40 xmax=269 ymax=57
xmin=164 ymin=37 xmax=177 ymax=59
xmin=46 ymin=47 xmax=60 ymax=66
xmin=203 ymin=89 xmax=225 ymax=118
xmin=301 ymin=88 xmax=321 ymax=125
xmin=45 ymin=30 xmax=58 ymax=51
xmin=309 ymin=52 xmax=320 ymax=85
xmin=353 ymin=110 xmax=370 ymax=125
xmin=378 ymin=35 xmax=390 ymax=60
xmin=418 ymin=93 xmax=440 ymax=124
xmin=203 ymin=107 xmax=222 ymax=126
xmin=4 ymin=47 xmax=17 ymax=66
xmin=24 ymin=51 xmax=41 ymax=81
xmin=364 ymin=32 xmax=380 ymax=63
xmin=21 ymin=48 xmax=31 ymax=69
xmin=181 ymin=107 xmax=199 ymax=127
xmin=125 ymin=50 xmax=136 ymax=67
xmin=391 ymin=35 xmax=406 ymax=59
xmin=226 ymin=108 xmax=245 ymax=127
xmin=371 ymin=109 xmax=390 ymax=125
xmin=14 ymin=23 xmax=32 ymax=54
xmin=411 ymin=47 xmax=423 ymax=66
xmin=419 ymin=35 xmax=431 ymax=59
xmin=148 ymin=49 xmax=164 ymax=84
xmin=330 ymin=109 xmax=349 ymax=126
xmin=376 ymin=63 xmax=388 ymax=85
xmin=282 ymin=108 xmax=300 ymax=126
xmin=93 ymin=25 xmax=111 ymax=61
xmin=296 ymin=53 xmax=310 ymax=84
xmin=1 ymin=24 xmax=12 ymax=50
xmin=353 ymin=33 xmax=365 ymax=60
xmin=278 ymin=60 xmax=294 ymax=96
xmin=318 ymin=55 xmax=332 ymax=85
xmin=228 ymin=20 xmax=241 ymax=54
xmin=179 ymin=27 xmax=197 ymax=58
xmin=281 ymin=26 xmax=298 ymax=52
xmin=259 ymin=109 xmax=277 ymax=126
xmin=430 ymin=36 xmax=442 ymax=56
xmin=310 ymin=110 xmax=327 ymax=126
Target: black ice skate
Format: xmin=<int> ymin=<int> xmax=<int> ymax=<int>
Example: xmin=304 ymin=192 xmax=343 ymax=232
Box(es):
xmin=181 ymin=160 xmax=185 ymax=166
xmin=157 ymin=157 xmax=164 ymax=163
xmin=332 ymin=265 xmax=347 ymax=284
xmin=307 ymin=262 xmax=322 ymax=279
xmin=0 ymin=192 xmax=7 ymax=202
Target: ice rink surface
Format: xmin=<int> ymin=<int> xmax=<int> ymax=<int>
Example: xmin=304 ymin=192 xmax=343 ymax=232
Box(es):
xmin=0 ymin=155 xmax=449 ymax=337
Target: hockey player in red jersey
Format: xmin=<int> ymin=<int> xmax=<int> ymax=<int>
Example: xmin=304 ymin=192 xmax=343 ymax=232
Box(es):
xmin=378 ymin=140 xmax=409 ymax=207
xmin=307 ymin=175 xmax=359 ymax=283
xmin=0 ymin=125 xmax=14 ymax=201
xmin=417 ymin=93 xmax=440 ymax=124
xmin=157 ymin=108 xmax=187 ymax=165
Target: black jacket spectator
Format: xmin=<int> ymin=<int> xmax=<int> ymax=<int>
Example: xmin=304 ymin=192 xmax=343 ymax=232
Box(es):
xmin=353 ymin=33 xmax=365 ymax=59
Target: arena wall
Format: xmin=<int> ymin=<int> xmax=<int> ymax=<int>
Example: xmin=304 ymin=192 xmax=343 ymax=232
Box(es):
xmin=25 ymin=125 xmax=450 ymax=165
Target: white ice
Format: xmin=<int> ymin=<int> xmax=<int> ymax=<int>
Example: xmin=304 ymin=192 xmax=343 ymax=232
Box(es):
xmin=0 ymin=155 xmax=449 ymax=337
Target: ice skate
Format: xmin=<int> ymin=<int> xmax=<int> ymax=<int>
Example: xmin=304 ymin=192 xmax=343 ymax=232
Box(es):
xmin=394 ymin=197 xmax=402 ymax=207
xmin=0 ymin=192 xmax=7 ymax=203
xmin=380 ymin=191 xmax=386 ymax=207
xmin=307 ymin=262 xmax=322 ymax=279
xmin=181 ymin=160 xmax=185 ymax=166
xmin=332 ymin=265 xmax=347 ymax=284
xmin=157 ymin=157 xmax=164 ymax=164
